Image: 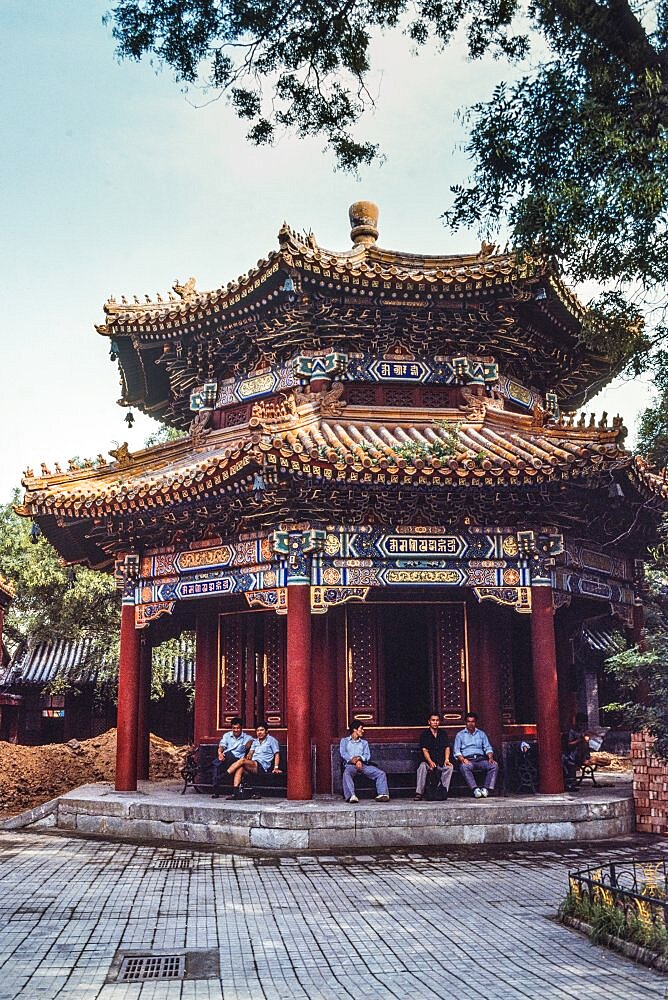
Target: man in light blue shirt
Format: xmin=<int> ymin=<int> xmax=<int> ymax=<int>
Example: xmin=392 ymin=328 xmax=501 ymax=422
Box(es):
xmin=453 ymin=712 xmax=498 ymax=798
xmin=339 ymin=720 xmax=389 ymax=803
xmin=226 ymin=723 xmax=282 ymax=800
xmin=212 ymin=717 xmax=253 ymax=798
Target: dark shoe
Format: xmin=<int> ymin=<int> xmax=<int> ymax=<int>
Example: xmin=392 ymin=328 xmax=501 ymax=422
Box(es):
xmin=250 ymin=792 xmax=262 ymax=800
xmin=413 ymin=793 xmax=423 ymax=801
xmin=212 ymin=792 xmax=220 ymax=799
xmin=226 ymin=790 xmax=241 ymax=800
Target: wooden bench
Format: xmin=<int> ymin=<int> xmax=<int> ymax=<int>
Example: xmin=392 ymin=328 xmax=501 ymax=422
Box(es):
xmin=181 ymin=742 xmax=290 ymax=797
xmin=330 ymin=743 xmax=479 ymax=799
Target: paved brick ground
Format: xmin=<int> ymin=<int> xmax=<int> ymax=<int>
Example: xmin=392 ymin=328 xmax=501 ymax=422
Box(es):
xmin=0 ymin=831 xmax=665 ymax=1000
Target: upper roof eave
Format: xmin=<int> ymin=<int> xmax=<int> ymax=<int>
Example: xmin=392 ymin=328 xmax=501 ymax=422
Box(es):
xmin=98 ymin=224 xmax=584 ymax=337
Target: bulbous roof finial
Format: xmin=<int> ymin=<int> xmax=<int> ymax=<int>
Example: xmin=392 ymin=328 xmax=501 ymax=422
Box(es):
xmin=349 ymin=201 xmax=379 ymax=246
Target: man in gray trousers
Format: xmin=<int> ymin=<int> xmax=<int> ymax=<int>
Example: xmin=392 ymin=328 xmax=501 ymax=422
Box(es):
xmin=453 ymin=711 xmax=499 ymax=797
xmin=339 ymin=720 xmax=390 ymax=804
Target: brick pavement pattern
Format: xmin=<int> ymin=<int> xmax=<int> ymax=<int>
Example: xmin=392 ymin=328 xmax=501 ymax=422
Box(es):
xmin=0 ymin=831 xmax=665 ymax=1000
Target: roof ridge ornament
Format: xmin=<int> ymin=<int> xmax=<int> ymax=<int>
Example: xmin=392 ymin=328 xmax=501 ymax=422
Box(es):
xmin=172 ymin=276 xmax=197 ymax=302
xmin=349 ymin=200 xmax=379 ymax=246
xmin=109 ymin=442 xmax=132 ymax=468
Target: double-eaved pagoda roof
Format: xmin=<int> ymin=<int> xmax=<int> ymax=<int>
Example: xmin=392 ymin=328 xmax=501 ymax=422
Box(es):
xmin=98 ymin=203 xmax=619 ymax=425
xmin=19 ymin=203 xmax=667 ymax=570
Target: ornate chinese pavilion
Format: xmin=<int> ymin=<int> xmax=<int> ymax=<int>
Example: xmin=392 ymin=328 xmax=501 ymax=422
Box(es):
xmin=18 ymin=202 xmax=667 ymax=798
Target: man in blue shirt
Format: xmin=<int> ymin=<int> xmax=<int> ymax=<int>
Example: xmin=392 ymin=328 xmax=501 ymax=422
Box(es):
xmin=226 ymin=723 xmax=282 ymax=800
xmin=339 ymin=720 xmax=389 ymax=803
xmin=453 ymin=712 xmax=499 ymax=798
xmin=212 ymin=717 xmax=253 ymax=798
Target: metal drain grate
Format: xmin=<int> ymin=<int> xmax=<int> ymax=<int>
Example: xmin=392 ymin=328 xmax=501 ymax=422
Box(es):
xmin=154 ymin=858 xmax=192 ymax=870
xmin=108 ymin=948 xmax=219 ymax=983
xmin=119 ymin=954 xmax=184 ymax=982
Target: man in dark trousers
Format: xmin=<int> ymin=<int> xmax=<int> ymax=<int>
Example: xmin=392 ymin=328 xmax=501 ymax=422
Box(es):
xmin=415 ymin=712 xmax=454 ymax=801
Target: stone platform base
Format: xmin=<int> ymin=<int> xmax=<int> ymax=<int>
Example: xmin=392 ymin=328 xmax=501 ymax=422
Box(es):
xmin=5 ymin=776 xmax=636 ymax=852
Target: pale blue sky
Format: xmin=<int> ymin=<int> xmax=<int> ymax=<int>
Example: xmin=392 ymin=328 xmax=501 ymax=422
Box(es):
xmin=1 ymin=1 xmax=649 ymax=502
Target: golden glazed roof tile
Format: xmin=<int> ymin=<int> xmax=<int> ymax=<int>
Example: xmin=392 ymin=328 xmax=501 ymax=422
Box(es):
xmin=21 ymin=401 xmax=662 ymax=521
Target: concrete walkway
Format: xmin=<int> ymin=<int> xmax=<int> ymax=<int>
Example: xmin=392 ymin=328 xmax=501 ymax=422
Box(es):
xmin=0 ymin=829 xmax=666 ymax=999
xmin=9 ymin=775 xmax=636 ymax=852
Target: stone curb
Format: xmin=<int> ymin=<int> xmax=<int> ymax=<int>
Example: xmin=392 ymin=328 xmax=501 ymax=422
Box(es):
xmin=561 ymin=914 xmax=668 ymax=973
xmin=0 ymin=796 xmax=60 ymax=830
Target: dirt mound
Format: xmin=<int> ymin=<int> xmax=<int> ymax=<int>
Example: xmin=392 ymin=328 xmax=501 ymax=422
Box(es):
xmin=590 ymin=751 xmax=632 ymax=772
xmin=0 ymin=729 xmax=187 ymax=819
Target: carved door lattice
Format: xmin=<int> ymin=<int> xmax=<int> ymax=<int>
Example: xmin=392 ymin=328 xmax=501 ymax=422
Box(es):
xmin=263 ymin=613 xmax=285 ymax=726
xmin=500 ymin=647 xmax=515 ymax=724
xmin=219 ymin=615 xmax=243 ymax=723
xmin=218 ymin=613 xmax=286 ymax=730
xmin=435 ymin=604 xmax=467 ymax=721
xmin=347 ymin=605 xmax=379 ymax=724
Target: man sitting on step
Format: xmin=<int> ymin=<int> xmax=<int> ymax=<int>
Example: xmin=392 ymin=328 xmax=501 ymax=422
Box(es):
xmin=339 ymin=719 xmax=390 ymax=804
xmin=453 ymin=712 xmax=498 ymax=798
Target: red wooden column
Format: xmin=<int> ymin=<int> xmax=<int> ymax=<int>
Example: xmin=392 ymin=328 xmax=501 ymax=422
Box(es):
xmin=116 ymin=603 xmax=141 ymax=791
xmin=530 ymin=585 xmax=565 ymax=793
xmin=476 ymin=603 xmax=503 ymax=755
xmin=287 ymin=583 xmax=312 ymax=800
xmin=136 ymin=634 xmax=152 ymax=780
xmin=311 ymin=613 xmax=338 ymax=793
xmin=194 ymin=603 xmax=219 ymax=745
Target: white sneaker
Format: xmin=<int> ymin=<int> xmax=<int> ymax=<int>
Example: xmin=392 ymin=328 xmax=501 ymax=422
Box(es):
xmin=480 ymin=787 xmax=489 ymax=798
xmin=473 ymin=787 xmax=483 ymax=798
xmin=348 ymin=794 xmax=359 ymax=804
xmin=375 ymin=794 xmax=390 ymax=802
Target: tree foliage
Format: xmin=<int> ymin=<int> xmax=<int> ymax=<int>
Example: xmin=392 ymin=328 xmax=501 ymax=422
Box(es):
xmin=446 ymin=2 xmax=668 ymax=295
xmin=107 ymin=1 xmax=668 ymax=309
xmin=636 ymin=351 xmax=668 ymax=468
xmin=605 ymin=563 xmax=668 ymax=760
xmin=0 ymin=494 xmax=121 ymax=675
xmin=144 ymin=423 xmax=188 ymax=448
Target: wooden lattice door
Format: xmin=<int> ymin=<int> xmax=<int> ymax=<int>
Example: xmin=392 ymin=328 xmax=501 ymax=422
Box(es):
xmin=261 ymin=612 xmax=286 ymax=729
xmin=218 ymin=614 xmax=244 ymax=727
xmin=433 ymin=604 xmax=468 ymax=723
xmin=218 ymin=612 xmax=286 ymax=730
xmin=346 ymin=604 xmax=380 ymax=724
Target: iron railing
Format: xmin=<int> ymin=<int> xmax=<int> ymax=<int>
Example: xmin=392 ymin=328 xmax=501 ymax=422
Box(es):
xmin=568 ymin=859 xmax=668 ymax=941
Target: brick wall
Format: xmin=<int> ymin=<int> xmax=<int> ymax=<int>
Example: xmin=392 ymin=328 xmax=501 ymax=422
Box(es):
xmin=632 ymin=731 xmax=668 ymax=834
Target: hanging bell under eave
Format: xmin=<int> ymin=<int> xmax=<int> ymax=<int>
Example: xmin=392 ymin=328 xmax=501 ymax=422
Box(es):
xmin=125 ymin=410 xmax=135 ymax=429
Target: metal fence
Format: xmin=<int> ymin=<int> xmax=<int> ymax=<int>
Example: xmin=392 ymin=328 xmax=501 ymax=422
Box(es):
xmin=568 ymin=859 xmax=668 ymax=939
